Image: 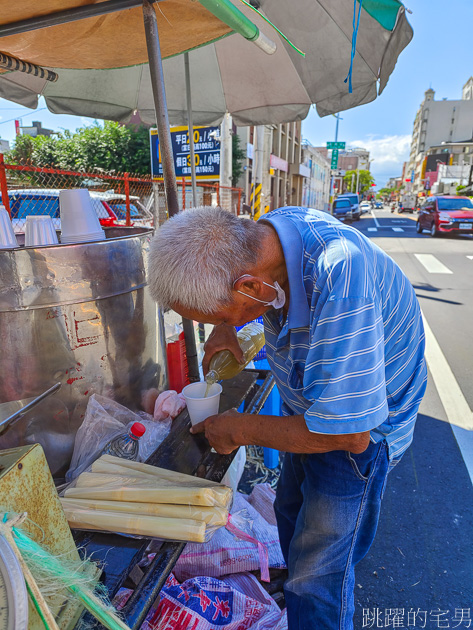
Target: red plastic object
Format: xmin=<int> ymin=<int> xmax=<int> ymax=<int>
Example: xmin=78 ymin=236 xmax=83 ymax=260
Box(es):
xmin=166 ymin=331 xmax=190 ymax=393
xmin=130 ymin=422 xmax=146 ymax=438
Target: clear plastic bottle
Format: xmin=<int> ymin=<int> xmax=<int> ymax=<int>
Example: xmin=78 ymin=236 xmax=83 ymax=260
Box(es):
xmin=102 ymin=422 xmax=146 ymax=460
xmin=205 ymin=321 xmax=265 ymax=388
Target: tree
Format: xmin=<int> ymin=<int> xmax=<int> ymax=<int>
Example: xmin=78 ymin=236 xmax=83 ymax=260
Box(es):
xmin=343 ymin=169 xmax=375 ymax=194
xmin=231 ymin=133 xmax=246 ymax=187
xmin=7 ymin=121 xmax=152 ymax=174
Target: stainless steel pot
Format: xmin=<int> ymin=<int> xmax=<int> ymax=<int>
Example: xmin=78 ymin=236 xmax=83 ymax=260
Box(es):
xmin=0 ymin=228 xmax=167 ymax=476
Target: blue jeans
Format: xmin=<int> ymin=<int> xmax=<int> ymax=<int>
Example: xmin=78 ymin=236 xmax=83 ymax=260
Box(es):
xmin=274 ymin=440 xmax=390 ymax=630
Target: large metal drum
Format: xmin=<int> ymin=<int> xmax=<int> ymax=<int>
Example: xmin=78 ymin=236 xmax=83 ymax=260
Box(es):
xmin=0 ymin=228 xmax=167 ymax=477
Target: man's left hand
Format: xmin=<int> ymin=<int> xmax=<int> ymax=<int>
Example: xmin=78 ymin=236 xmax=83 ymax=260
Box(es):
xmin=190 ymin=408 xmax=243 ymax=454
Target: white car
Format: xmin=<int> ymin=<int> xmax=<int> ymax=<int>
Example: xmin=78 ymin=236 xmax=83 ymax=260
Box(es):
xmin=359 ymin=201 xmax=371 ymax=214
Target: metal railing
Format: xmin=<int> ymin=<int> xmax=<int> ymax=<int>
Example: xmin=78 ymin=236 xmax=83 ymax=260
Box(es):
xmin=0 ymin=155 xmax=244 ymax=231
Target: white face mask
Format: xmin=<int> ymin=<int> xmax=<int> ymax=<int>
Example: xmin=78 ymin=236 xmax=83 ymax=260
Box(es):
xmin=233 ymin=274 xmax=286 ymax=310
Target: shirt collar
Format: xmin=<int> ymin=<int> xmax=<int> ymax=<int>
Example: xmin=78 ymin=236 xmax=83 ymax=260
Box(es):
xmin=260 ymin=211 xmax=310 ymax=330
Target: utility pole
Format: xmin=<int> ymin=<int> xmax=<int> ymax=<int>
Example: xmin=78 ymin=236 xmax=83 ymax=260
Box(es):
xmin=330 ymin=114 xmax=342 ymax=204
xmin=220 ymin=113 xmax=233 ymax=205
xmin=252 ymin=125 xmax=264 ymax=219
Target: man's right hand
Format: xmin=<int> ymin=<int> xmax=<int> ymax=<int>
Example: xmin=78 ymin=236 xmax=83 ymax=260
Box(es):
xmin=202 ymin=324 xmax=245 ymax=376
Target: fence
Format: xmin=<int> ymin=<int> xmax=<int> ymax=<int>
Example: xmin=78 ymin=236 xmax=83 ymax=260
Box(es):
xmin=0 ymin=156 xmax=244 ymax=232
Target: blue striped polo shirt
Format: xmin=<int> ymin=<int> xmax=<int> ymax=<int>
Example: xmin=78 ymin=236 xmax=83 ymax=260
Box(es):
xmin=261 ymin=207 xmax=427 ymax=462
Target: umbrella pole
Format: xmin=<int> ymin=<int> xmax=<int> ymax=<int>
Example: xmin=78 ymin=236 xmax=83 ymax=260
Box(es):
xmin=143 ymin=0 xmax=199 ymax=382
xmin=184 ymin=52 xmax=198 ymax=207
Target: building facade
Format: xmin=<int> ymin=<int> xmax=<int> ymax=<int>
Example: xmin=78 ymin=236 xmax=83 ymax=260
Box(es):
xmin=407 ymin=86 xmax=473 ymax=194
xmin=237 ymin=121 xmax=306 ymax=213
xmin=301 ymin=142 xmax=331 ymax=212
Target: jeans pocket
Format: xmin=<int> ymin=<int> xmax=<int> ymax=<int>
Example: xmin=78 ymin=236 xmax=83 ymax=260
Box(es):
xmin=346 ymin=451 xmax=369 ymax=481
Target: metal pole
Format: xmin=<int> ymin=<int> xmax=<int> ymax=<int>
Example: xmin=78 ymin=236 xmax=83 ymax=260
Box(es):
xmin=142 ymin=0 xmax=179 ymax=217
xmin=334 ymin=114 xmax=340 ymax=143
xmin=184 ymin=52 xmax=197 ymax=207
xmin=356 ymin=168 xmax=360 ymax=196
xmin=142 ymin=0 xmax=199 ymax=382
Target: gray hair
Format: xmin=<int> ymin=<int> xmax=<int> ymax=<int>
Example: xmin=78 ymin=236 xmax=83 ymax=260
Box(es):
xmin=147 ymin=206 xmax=263 ymax=313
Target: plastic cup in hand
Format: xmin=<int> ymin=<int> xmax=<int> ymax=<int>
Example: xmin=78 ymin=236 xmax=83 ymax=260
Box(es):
xmin=0 ymin=206 xmax=18 ymax=249
xmin=24 ymin=215 xmax=59 ymax=247
xmin=60 ymin=189 xmax=105 ymax=243
xmin=182 ymin=382 xmax=222 ymax=426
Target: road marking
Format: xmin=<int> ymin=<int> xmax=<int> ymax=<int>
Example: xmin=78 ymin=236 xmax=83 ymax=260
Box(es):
xmin=414 ymin=254 xmax=453 ymax=274
xmin=423 ymin=313 xmax=473 ymax=484
xmin=467 ymin=255 xmax=473 ymax=260
xmin=371 ymin=211 xmax=381 ymax=228
xmin=392 ymin=227 xmax=404 ymax=232
xmin=368 ymin=227 xmax=378 ymax=232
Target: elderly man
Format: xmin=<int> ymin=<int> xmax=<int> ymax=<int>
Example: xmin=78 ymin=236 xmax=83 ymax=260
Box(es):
xmin=148 ymin=206 xmax=427 ymax=630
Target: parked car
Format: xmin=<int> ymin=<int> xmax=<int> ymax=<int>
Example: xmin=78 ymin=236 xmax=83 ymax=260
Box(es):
xmin=93 ymin=193 xmax=153 ymax=227
xmin=335 ymin=193 xmax=360 ymax=220
xmin=332 ymin=197 xmax=355 ymax=222
xmin=416 ymin=195 xmax=473 ymax=237
xmin=2 ymin=189 xmax=119 ymax=233
xmin=359 ymin=201 xmax=371 ymax=214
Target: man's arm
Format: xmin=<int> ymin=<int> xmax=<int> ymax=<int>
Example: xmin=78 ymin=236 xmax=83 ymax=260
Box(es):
xmin=191 ymin=409 xmax=371 ymax=455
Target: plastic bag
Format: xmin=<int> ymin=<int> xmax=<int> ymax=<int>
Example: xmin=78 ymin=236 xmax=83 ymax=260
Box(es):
xmin=153 ymin=390 xmax=186 ymax=421
xmin=174 ymin=484 xmax=285 ymax=581
xmin=143 ymin=572 xmax=287 ymax=630
xmin=60 ymin=455 xmax=232 ymax=544
xmin=220 ymin=446 xmax=246 ymax=499
xmin=66 ymin=394 xmax=171 ymax=482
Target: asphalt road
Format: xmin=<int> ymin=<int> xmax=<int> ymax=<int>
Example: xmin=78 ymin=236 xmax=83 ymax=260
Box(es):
xmin=353 ymin=206 xmax=473 ymax=628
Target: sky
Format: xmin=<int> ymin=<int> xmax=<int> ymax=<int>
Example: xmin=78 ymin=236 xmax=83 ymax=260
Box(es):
xmin=0 ymin=1 xmax=471 ymax=189
xmin=302 ymin=0 xmax=473 ymax=188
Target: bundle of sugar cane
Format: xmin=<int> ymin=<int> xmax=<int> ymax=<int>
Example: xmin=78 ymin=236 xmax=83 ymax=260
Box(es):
xmin=97 ymin=455 xmax=223 ymax=487
xmin=62 ymin=507 xmax=207 ymax=543
xmin=60 ymin=498 xmax=228 ymax=527
xmin=62 ymin=458 xmax=231 ymax=542
xmin=64 ymin=482 xmax=228 ymax=507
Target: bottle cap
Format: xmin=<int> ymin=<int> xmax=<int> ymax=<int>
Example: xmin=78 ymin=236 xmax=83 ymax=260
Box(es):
xmin=130 ymin=422 xmax=146 ymax=438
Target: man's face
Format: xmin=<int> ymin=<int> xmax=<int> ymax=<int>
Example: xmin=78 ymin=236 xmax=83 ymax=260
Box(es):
xmin=173 ymin=294 xmax=270 ymax=327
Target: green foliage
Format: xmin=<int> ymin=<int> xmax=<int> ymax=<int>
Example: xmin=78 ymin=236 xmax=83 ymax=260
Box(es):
xmin=231 ymin=133 xmax=246 ymax=186
xmin=376 ymin=187 xmax=396 ymax=199
xmin=7 ymin=121 xmax=152 ymax=175
xmin=343 ymin=169 xmax=375 ymax=194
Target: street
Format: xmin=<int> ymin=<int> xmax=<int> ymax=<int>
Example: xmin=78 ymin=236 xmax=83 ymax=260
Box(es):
xmin=353 ymin=206 xmax=473 ymax=628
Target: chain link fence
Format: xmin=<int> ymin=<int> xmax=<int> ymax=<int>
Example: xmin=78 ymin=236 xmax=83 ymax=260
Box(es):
xmin=0 ymin=156 xmax=244 ymax=232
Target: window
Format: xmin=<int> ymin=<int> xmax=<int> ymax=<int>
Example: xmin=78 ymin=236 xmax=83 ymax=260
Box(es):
xmin=438 ymin=198 xmax=473 ymax=210
xmin=109 ymin=203 xmax=141 ymax=220
xmin=12 ymin=197 xmax=59 ymax=219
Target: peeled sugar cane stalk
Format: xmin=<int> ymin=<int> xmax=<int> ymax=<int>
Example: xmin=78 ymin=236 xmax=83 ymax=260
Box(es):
xmin=75 ymin=472 xmax=161 ymax=489
xmin=64 ymin=483 xmax=228 ymax=507
xmin=99 ymin=454 xmax=223 ymax=488
xmin=75 ymin=471 xmax=232 ymax=508
xmin=62 ymin=507 xmax=206 ymax=543
xmin=60 ymin=498 xmax=228 ymax=527
xmin=91 ymin=460 xmax=159 ymax=481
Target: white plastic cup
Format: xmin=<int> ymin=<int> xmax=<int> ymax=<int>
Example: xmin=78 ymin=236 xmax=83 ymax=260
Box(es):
xmin=182 ymin=382 xmax=222 ymax=426
xmin=0 ymin=206 xmax=18 ymax=249
xmin=60 ymin=189 xmax=105 ymax=243
xmin=25 ymin=215 xmax=59 ymax=247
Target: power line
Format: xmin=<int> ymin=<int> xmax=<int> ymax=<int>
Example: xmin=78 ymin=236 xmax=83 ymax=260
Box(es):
xmin=0 ymin=107 xmax=47 ymax=126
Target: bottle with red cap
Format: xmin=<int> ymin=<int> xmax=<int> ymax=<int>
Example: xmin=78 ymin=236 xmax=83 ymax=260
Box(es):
xmin=101 ymin=422 xmax=146 ymax=461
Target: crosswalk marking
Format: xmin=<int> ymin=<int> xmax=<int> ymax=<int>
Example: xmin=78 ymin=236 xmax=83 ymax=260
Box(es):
xmin=414 ymin=253 xmax=453 ymax=274
xmin=392 ymin=227 xmax=404 ymax=232
xmin=371 ymin=211 xmax=381 ymax=228
xmin=368 ymin=227 xmax=378 ymax=232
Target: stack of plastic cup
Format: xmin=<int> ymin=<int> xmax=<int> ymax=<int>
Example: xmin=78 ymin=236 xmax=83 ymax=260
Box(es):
xmin=0 ymin=205 xmax=18 ymax=249
xmin=182 ymin=382 xmax=223 ymax=426
xmin=25 ymin=216 xmax=59 ymax=247
xmin=60 ymin=189 xmax=105 ymax=244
